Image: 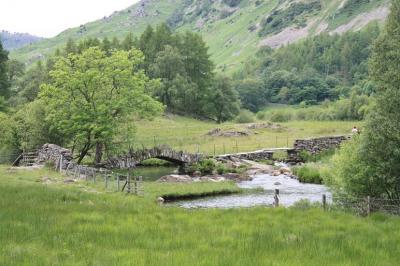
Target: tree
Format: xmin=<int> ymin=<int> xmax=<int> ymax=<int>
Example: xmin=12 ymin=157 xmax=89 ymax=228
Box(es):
xmin=206 ymin=75 xmax=240 ymax=123
xmin=150 ymin=45 xmax=186 ymax=109
xmin=0 ymin=41 xmax=10 ymax=98
xmin=7 ymin=59 xmax=25 ymax=85
xmin=64 ymin=38 xmax=77 ymax=55
xmin=17 ymin=61 xmax=47 ymax=103
xmin=332 ymin=2 xmax=400 ymax=199
xmin=40 ymin=47 xmax=163 ymax=164
xmin=235 ymin=78 xmax=266 ymax=112
xmin=178 ymin=31 xmax=214 ymax=115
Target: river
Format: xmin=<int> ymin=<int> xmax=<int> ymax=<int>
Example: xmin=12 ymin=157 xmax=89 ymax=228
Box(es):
xmin=175 ymin=174 xmax=332 ymax=209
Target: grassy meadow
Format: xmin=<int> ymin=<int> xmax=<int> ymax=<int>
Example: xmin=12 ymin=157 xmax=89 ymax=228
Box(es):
xmin=130 ymin=115 xmax=358 ymax=155
xmin=1 ymin=165 xmax=400 ymax=265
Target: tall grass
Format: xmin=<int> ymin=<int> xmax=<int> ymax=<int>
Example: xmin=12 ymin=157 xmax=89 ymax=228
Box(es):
xmin=1 ymin=166 xmax=400 ymax=265
xmin=128 ymin=115 xmax=357 ymax=155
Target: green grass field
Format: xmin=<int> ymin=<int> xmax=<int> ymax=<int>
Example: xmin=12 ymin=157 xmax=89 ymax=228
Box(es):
xmin=129 ymin=115 xmax=358 ymax=155
xmin=1 ymin=166 xmax=400 ymax=265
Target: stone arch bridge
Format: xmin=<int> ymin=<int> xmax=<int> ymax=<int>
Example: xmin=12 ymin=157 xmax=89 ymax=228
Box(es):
xmin=105 ymin=145 xmax=203 ymax=169
xmin=33 ymin=135 xmax=351 ymax=170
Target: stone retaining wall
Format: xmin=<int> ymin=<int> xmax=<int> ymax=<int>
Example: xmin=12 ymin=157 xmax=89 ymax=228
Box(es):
xmin=36 ymin=144 xmax=74 ymax=169
xmin=294 ymin=135 xmax=351 ymax=154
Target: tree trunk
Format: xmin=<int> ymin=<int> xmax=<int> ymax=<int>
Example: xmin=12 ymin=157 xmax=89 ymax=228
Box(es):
xmin=94 ymin=142 xmax=104 ymax=166
xmin=77 ymin=145 xmax=90 ymax=164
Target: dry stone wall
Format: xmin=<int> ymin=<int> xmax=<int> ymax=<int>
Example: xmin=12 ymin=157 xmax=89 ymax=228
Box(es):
xmin=37 ymin=144 xmax=74 ymax=169
xmin=294 ymin=135 xmax=351 ymax=154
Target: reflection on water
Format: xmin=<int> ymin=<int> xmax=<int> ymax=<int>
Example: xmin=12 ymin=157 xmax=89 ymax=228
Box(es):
xmin=177 ymin=174 xmax=332 ymax=209
xmin=133 ymin=166 xmax=178 ymax=181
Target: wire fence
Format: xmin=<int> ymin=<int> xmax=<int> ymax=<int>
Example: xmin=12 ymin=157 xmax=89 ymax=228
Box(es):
xmin=270 ymin=190 xmax=400 ymax=216
xmin=0 ymin=153 xmax=20 ymax=165
xmin=109 ymin=135 xmax=298 ymax=156
xmin=62 ymin=163 xmax=143 ymax=195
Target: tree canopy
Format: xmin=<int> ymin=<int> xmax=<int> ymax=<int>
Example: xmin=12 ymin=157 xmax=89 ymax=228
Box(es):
xmin=331 ymin=1 xmax=400 ymax=199
xmin=40 ymin=47 xmax=163 ymax=163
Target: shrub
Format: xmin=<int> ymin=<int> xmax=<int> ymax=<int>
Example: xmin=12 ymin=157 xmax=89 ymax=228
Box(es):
xmin=293 ymin=164 xmax=323 ymax=184
xmin=198 ymin=159 xmax=217 ymax=175
xmin=256 ymin=111 xmax=267 ymax=120
xmin=268 ymin=109 xmax=293 ymax=122
xmin=235 ymin=109 xmax=255 ymax=123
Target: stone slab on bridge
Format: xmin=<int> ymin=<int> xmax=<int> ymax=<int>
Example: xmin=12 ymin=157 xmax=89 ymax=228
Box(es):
xmin=105 ymin=145 xmax=203 ymax=169
xmin=215 ymin=148 xmax=300 ymax=163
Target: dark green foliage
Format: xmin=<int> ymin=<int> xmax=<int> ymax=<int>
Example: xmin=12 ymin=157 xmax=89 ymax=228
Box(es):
xmin=139 ymin=24 xmax=216 ymax=117
xmin=189 ymin=159 xmax=217 ymax=175
xmin=206 ymin=75 xmax=240 ymax=123
xmin=0 ymin=41 xmax=10 ymax=98
xmin=238 ymin=24 xmax=380 ymax=107
xmin=235 ymin=78 xmax=266 ymax=112
xmin=332 ymin=2 xmax=400 ymax=199
xmin=259 ymin=0 xmax=322 ymax=36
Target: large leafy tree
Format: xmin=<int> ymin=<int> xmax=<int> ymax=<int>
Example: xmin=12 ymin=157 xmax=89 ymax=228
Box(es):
xmin=206 ymin=75 xmax=240 ymax=123
xmin=40 ymin=47 xmax=163 ymax=164
xmin=332 ymin=2 xmax=400 ymax=199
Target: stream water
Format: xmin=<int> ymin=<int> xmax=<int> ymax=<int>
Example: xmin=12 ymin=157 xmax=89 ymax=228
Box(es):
xmin=175 ymin=174 xmax=332 ymax=209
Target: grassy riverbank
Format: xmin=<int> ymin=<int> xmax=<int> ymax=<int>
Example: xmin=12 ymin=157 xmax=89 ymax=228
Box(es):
xmin=1 ymin=166 xmax=400 ymax=265
xmin=132 ymin=115 xmax=358 ymax=155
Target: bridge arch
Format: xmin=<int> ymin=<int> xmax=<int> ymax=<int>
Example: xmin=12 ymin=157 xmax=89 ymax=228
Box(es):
xmin=105 ymin=145 xmax=203 ymax=169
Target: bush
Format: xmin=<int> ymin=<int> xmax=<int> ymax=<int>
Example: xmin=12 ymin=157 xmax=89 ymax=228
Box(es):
xmin=268 ymin=109 xmax=293 ymax=122
xmin=256 ymin=111 xmax=267 ymax=120
xmin=293 ymin=164 xmax=323 ymax=184
xmin=198 ymin=159 xmax=217 ymax=175
xmin=235 ymin=109 xmax=255 ymax=123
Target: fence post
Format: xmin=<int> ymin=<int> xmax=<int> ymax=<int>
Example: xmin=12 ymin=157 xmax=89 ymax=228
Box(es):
xmin=134 ymin=175 xmax=138 ymax=195
xmin=367 ymin=196 xmax=371 ymax=216
xmin=127 ymin=174 xmax=131 ymax=194
xmin=274 ymin=189 xmax=280 ymax=208
xmin=322 ymin=194 xmax=327 ymax=210
xmin=117 ymin=174 xmax=120 ymax=192
xmin=105 ymin=173 xmax=109 ymax=189
xmin=59 ymin=155 xmax=63 ymax=173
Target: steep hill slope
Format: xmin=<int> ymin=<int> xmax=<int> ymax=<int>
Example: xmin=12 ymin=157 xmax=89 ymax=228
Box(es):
xmin=0 ymin=31 xmax=42 ymax=50
xmin=11 ymin=0 xmax=389 ymax=71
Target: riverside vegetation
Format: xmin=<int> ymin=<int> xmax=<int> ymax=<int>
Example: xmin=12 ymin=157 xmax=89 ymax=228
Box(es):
xmin=1 ymin=165 xmax=400 ymax=265
xmin=0 ymin=0 xmax=399 ymax=265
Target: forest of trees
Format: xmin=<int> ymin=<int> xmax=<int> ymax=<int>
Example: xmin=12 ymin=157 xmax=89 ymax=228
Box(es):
xmin=0 ymin=17 xmax=394 ymax=165
xmin=234 ymin=23 xmax=380 ymax=117
xmin=0 ymin=24 xmax=241 ymax=161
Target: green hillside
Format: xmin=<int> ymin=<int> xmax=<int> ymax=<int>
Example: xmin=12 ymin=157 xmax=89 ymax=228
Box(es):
xmin=11 ymin=0 xmax=389 ymax=71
